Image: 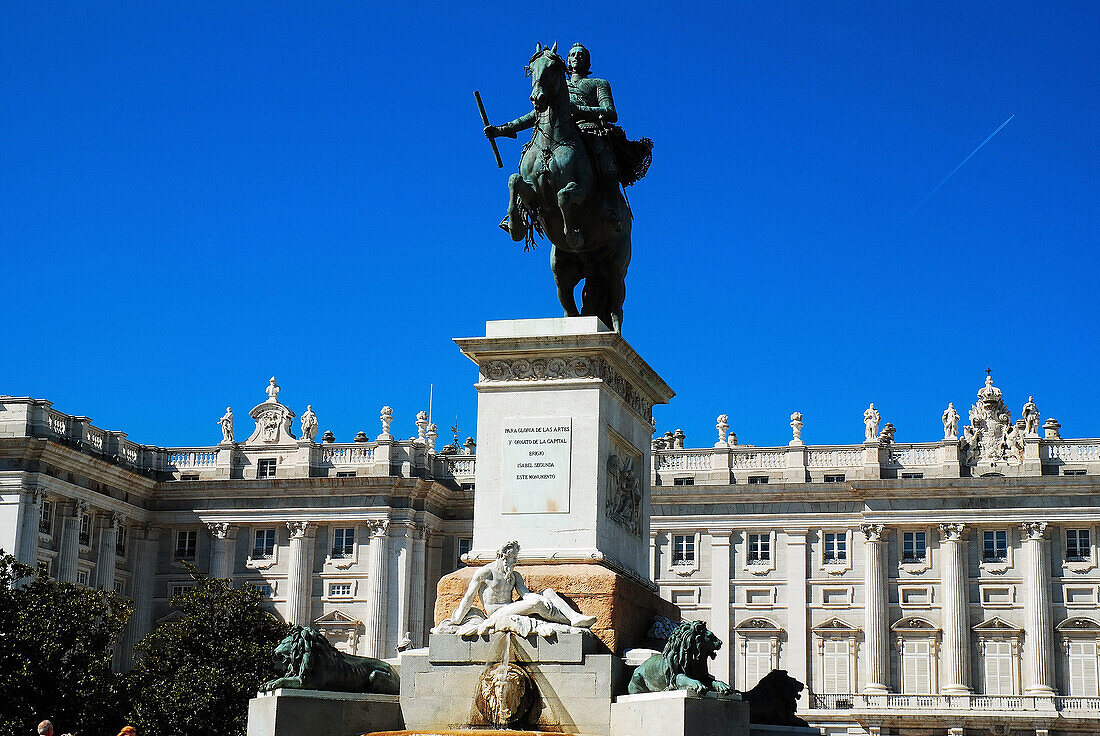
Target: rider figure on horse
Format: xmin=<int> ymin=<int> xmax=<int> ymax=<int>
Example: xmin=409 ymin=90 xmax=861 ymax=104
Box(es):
xmin=485 ymin=42 xmax=624 ymax=234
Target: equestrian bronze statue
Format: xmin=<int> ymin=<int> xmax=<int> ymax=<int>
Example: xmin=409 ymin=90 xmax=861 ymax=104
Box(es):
xmin=483 ymin=42 xmax=651 ymax=332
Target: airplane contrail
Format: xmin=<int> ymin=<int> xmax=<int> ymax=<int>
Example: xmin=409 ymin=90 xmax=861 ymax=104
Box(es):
xmin=898 ymin=114 xmax=1015 ymax=224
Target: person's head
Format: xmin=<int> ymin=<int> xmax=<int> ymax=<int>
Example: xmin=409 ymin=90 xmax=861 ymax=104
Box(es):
xmin=567 ymin=43 xmax=591 ymax=77
xmin=497 ymin=540 xmax=520 ymax=566
xmin=37 ymin=721 xmax=53 ymax=736
xmin=117 ymin=726 xmax=137 ymax=736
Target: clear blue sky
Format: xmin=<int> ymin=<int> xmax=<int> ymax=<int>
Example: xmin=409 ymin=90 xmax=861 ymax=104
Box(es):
xmin=1 ymin=2 xmax=1096 ymax=449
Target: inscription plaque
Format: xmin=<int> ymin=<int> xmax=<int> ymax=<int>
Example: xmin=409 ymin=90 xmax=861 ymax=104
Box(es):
xmin=501 ymin=418 xmax=571 ymax=513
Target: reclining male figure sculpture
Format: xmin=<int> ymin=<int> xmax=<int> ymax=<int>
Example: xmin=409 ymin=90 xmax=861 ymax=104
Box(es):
xmin=434 ymin=540 xmax=597 ymax=637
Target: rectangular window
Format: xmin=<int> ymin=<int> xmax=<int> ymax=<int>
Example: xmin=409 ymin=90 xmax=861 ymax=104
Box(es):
xmin=79 ymin=514 xmax=90 ymax=546
xmin=114 ymin=580 xmax=126 ymax=596
xmin=38 ymin=560 xmax=51 ymax=577
xmin=332 ymin=528 xmax=355 ymax=558
xmin=175 ymin=530 xmax=197 ymax=559
xmin=672 ymin=534 xmax=696 ymax=564
xmin=179 ymin=473 xmax=200 ymax=481
xmin=673 ymin=477 xmax=695 ymax=486
xmin=903 ymin=532 xmax=927 ymax=563
xmin=252 ymin=583 xmax=274 ymax=598
xmin=983 ymin=640 xmax=1014 ymax=695
xmin=257 ymin=458 xmax=277 ymax=479
xmin=1069 ymin=641 xmax=1099 ymax=696
xmin=1065 ymin=469 xmax=1087 ymax=476
xmin=747 ymin=476 xmax=769 ymax=485
xmin=744 ymin=639 xmax=771 ymax=689
xmin=457 ymin=537 xmax=472 ymax=561
xmin=824 ymin=533 xmax=847 ymax=563
xmin=821 ymin=639 xmax=850 ymax=694
xmin=170 ymin=584 xmax=191 ymax=599
xmin=824 ymin=474 xmax=845 ymax=483
xmin=984 ymin=530 xmax=1009 ymax=562
xmin=252 ymin=529 xmax=276 ymax=559
xmin=39 ymin=501 xmax=52 ymax=534
xmin=1068 ymin=529 xmax=1092 ymax=562
xmin=902 ymin=639 xmax=932 ymax=694
xmin=901 ymin=472 xmax=924 ymax=479
xmin=116 ymin=525 xmax=127 ymax=556
xmin=335 ymin=471 xmax=356 ymax=478
xmin=748 ymin=533 xmax=770 ymax=563
xmin=329 ymin=582 xmax=353 ymax=598
xmin=76 ymin=570 xmax=89 ymax=586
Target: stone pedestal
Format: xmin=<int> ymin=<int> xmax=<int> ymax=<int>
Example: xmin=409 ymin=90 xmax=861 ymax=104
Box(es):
xmin=454 ymin=318 xmax=674 ymax=580
xmin=401 ymin=639 xmax=627 ymax=736
xmin=611 ymin=691 xmax=749 ymax=736
xmin=246 ymin=689 xmax=403 ymax=736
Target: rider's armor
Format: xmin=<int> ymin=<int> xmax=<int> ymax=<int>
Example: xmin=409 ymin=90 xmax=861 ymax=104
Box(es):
xmin=568 ymin=76 xmax=620 ymax=188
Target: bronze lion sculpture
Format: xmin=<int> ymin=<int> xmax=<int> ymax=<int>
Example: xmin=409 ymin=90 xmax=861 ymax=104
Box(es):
xmin=743 ymin=669 xmax=808 ymax=727
xmin=259 ymin=625 xmax=400 ymax=694
xmin=627 ymin=619 xmax=734 ymax=696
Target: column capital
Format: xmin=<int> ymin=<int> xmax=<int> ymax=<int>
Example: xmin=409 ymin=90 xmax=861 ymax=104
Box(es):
xmin=206 ymin=521 xmax=233 ymax=539
xmin=72 ymin=498 xmax=90 ymax=517
xmin=860 ymin=523 xmax=885 ymax=542
xmin=1021 ymin=521 xmax=1048 ymax=541
xmin=287 ymin=520 xmax=314 ymax=539
xmin=107 ymin=511 xmax=124 ymax=530
xmin=367 ymin=519 xmax=390 ymax=538
xmin=708 ymin=529 xmax=733 ymax=545
xmin=939 ymin=523 xmax=967 ymax=541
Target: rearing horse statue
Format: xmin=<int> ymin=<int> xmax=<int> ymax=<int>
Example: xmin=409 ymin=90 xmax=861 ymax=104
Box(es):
xmin=485 ymin=42 xmax=632 ymax=332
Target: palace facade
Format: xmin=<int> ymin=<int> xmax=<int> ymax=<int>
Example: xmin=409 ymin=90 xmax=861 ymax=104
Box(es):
xmin=2 ymin=374 xmax=1099 ymax=736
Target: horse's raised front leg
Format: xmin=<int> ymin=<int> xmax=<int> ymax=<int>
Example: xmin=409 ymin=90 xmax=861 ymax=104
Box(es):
xmin=506 ymin=174 xmax=536 ymax=243
xmin=556 ymin=180 xmax=589 ymax=249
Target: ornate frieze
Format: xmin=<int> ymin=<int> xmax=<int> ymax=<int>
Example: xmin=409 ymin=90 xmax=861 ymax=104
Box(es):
xmin=478 ymin=356 xmax=653 ymax=421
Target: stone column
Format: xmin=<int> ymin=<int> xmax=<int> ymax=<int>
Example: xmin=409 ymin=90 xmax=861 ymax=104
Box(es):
xmin=394 ymin=524 xmax=412 ymax=646
xmin=95 ymin=512 xmax=122 ymax=591
xmin=364 ymin=520 xmax=391 ymax=657
xmin=57 ymin=499 xmax=88 ymax=583
xmin=1021 ymin=521 xmax=1056 ymax=695
xmin=423 ymin=531 xmax=445 ymax=633
xmin=206 ymin=522 xmax=236 ymax=579
xmin=939 ymin=523 xmax=972 ymax=694
xmin=860 ymin=524 xmax=889 ymax=694
xmin=16 ymin=489 xmax=43 ymax=566
xmin=784 ymin=529 xmax=810 ymax=692
xmin=649 ymin=530 xmax=660 ymax=581
xmin=709 ymin=530 xmax=732 ymax=683
xmin=285 ymin=521 xmax=317 ymax=626
xmin=121 ymin=525 xmax=161 ymax=668
xmin=408 ymin=523 xmax=428 ymax=647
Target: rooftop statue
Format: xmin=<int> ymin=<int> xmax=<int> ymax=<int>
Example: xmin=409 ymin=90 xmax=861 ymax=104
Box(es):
xmin=432 ymin=540 xmax=596 ymax=638
xmin=483 ymin=42 xmax=652 ymax=332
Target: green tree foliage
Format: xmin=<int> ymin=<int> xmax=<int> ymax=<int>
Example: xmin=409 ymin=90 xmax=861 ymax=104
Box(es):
xmin=0 ymin=551 xmax=132 ymax=736
xmin=125 ymin=563 xmax=290 ymax=736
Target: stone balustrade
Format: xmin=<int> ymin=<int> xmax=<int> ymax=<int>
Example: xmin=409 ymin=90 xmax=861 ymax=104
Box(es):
xmin=3 ymin=396 xmax=1098 ymax=485
xmin=810 ymin=692 xmax=1100 ymax=715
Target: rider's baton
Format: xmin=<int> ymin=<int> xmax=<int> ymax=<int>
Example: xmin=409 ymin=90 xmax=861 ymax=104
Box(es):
xmin=474 ymin=90 xmax=504 ymax=169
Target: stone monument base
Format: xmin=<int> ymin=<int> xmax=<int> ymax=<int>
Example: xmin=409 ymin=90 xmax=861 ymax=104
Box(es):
xmin=434 ymin=562 xmax=679 ymax=654
xmin=611 ymin=691 xmax=749 ymax=736
xmin=401 ymin=633 xmax=626 ymax=736
xmin=246 ymin=688 xmax=403 ymax=736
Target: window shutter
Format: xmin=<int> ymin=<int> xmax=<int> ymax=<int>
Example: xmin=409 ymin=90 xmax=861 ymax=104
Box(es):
xmin=822 ymin=639 xmax=849 ymax=693
xmin=903 ymin=640 xmax=932 ymax=694
xmin=983 ymin=641 xmax=1013 ymax=695
xmin=744 ymin=639 xmax=771 ymax=689
xmin=1069 ymin=641 xmax=1099 ymax=697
